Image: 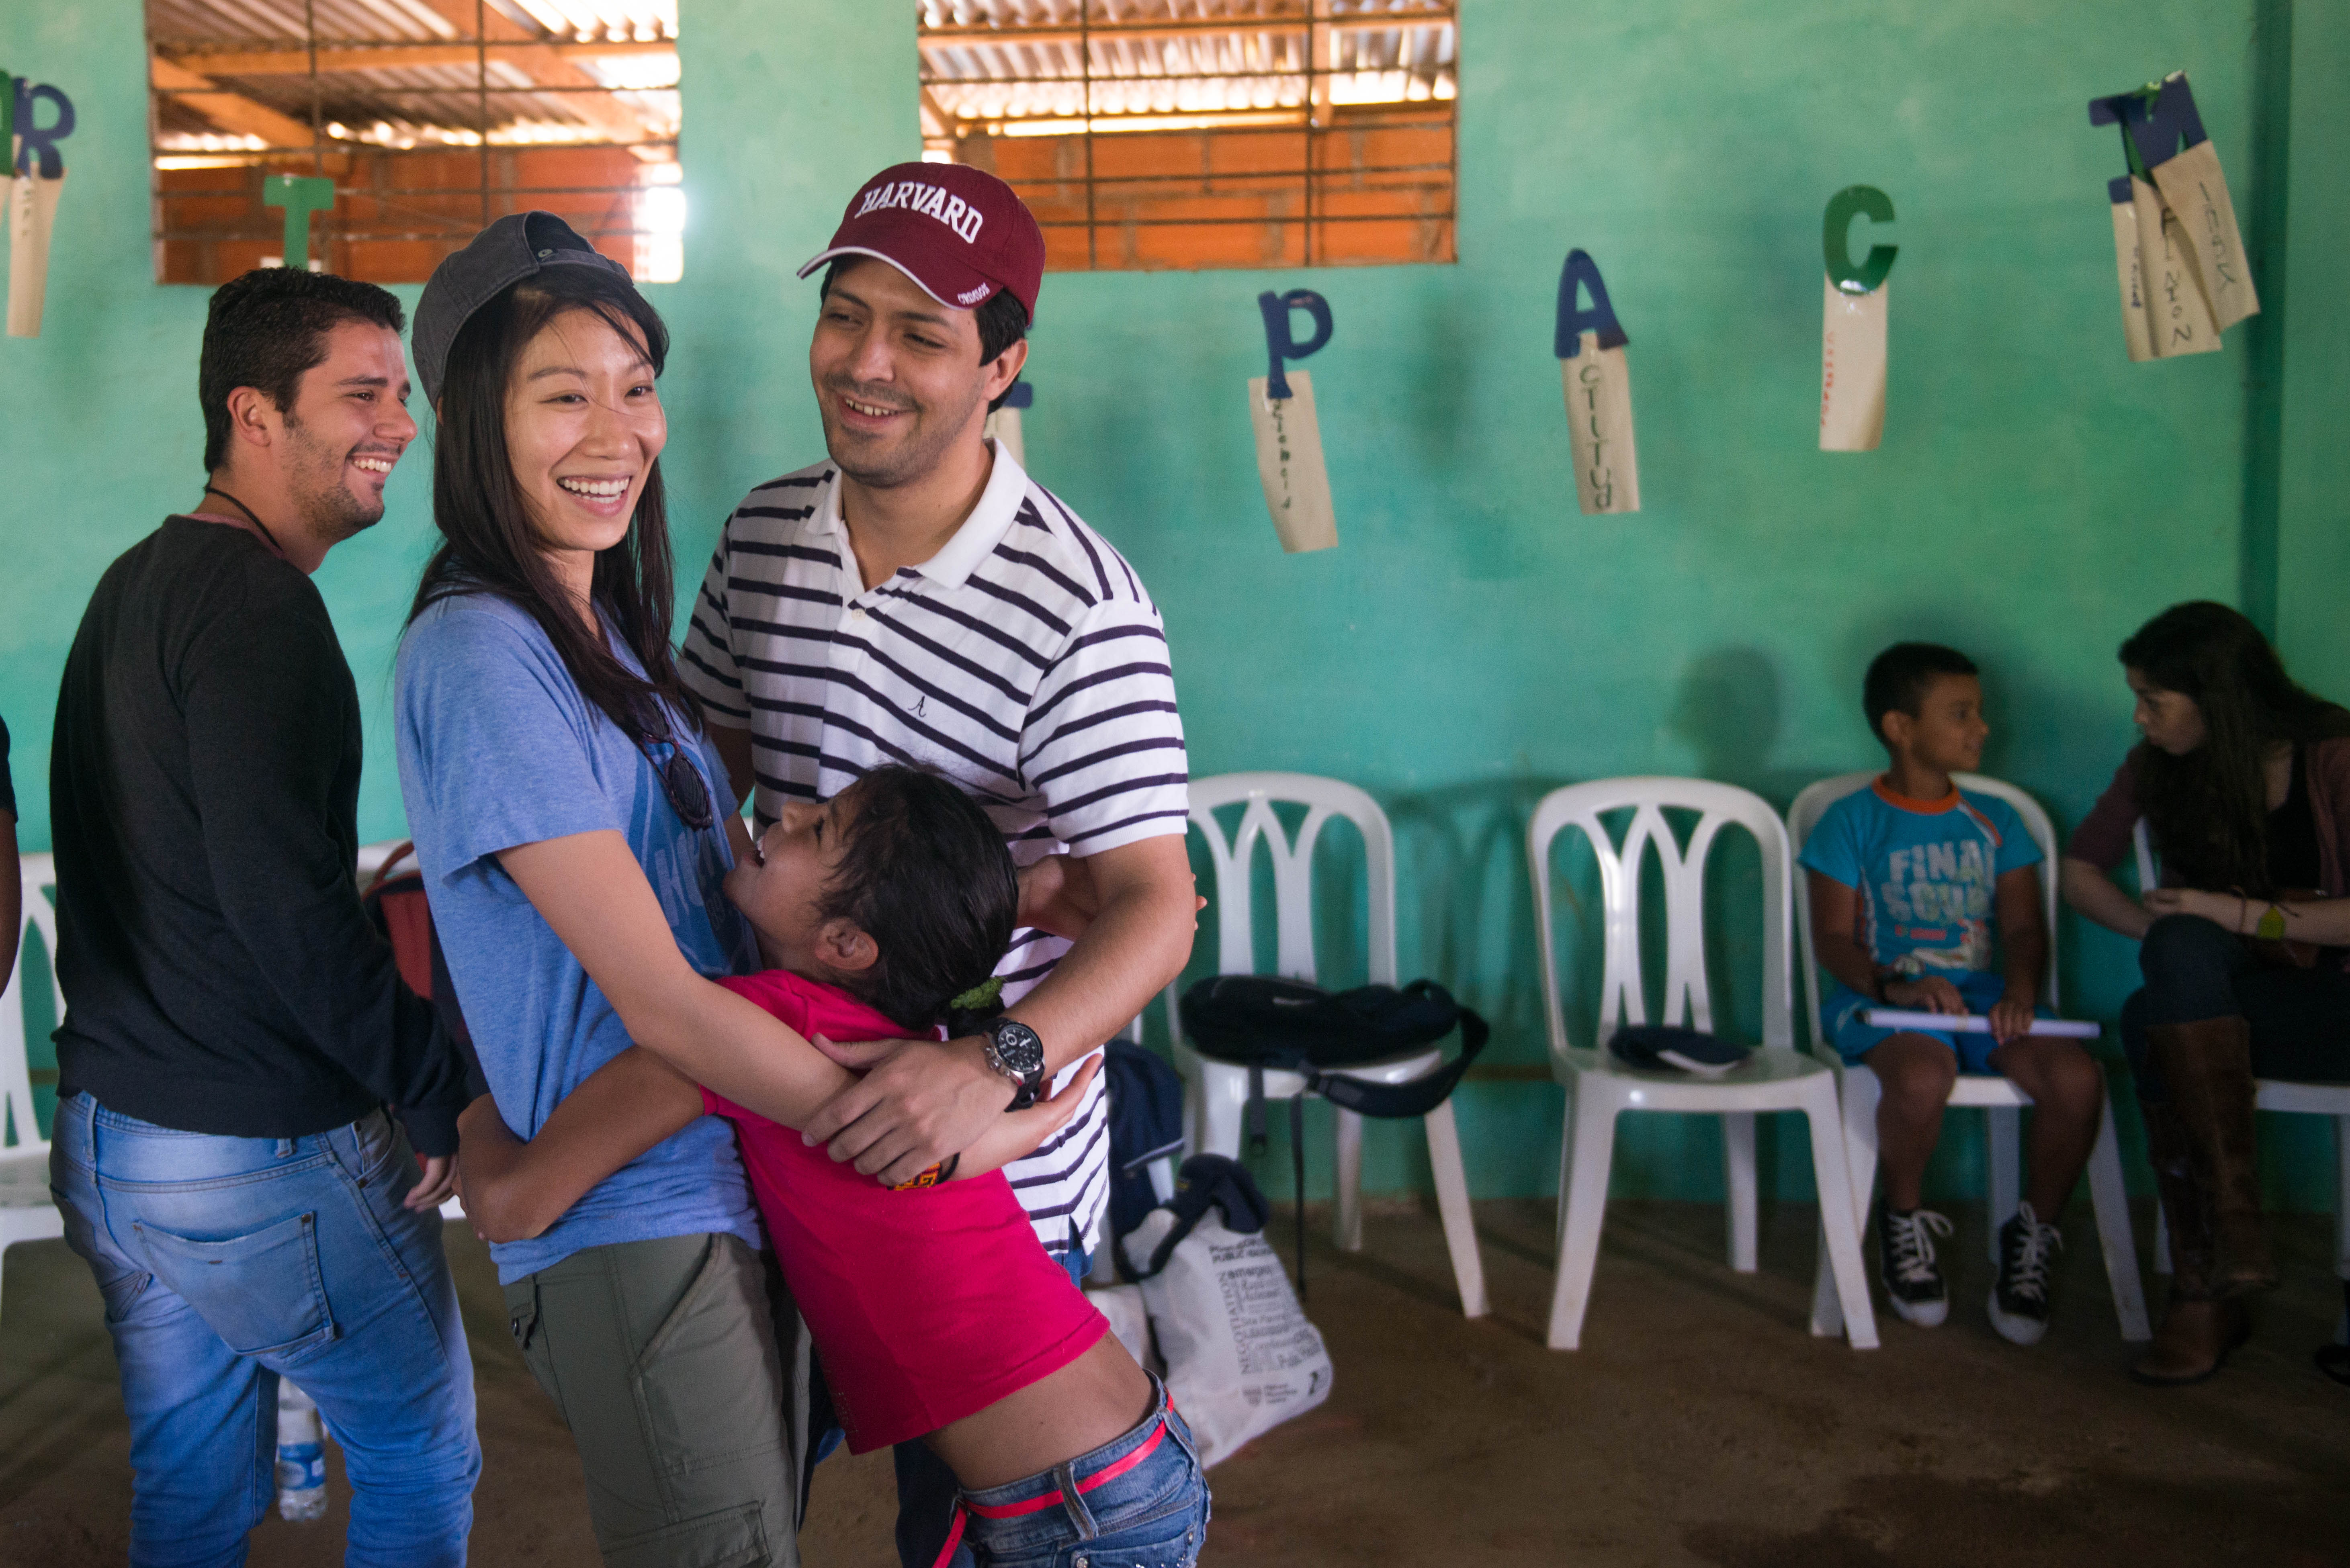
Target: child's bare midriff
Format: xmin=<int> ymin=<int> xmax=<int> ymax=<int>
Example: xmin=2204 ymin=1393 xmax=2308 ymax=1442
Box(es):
xmin=926 ymin=1334 xmax=1156 ymax=1491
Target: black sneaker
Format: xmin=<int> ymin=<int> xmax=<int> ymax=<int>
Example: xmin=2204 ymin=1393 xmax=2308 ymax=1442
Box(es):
xmin=1876 ymin=1203 xmax=1954 ymax=1327
xmin=1989 ymin=1201 xmax=2063 ymax=1346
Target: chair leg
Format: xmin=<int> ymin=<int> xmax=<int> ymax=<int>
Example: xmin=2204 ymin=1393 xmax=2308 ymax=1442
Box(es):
xmin=1724 ymin=1112 xmax=1758 ymax=1274
xmin=2084 ymin=1097 xmax=2152 ymax=1343
xmin=1333 ymin=1106 xmax=1364 ymax=1253
xmin=1802 ymin=1088 xmax=1879 ymax=1350
xmin=1421 ymin=1100 xmax=1488 ymax=1319
xmin=1197 ymin=1068 xmax=1245 ymax=1160
xmin=2154 ymin=1204 xmax=2173 ymax=1276
xmin=1548 ymin=1093 xmax=1619 ymax=1351
xmin=1814 ymin=1075 xmax=1878 ymax=1339
xmin=1986 ymin=1104 xmax=2022 ymax=1265
xmin=1181 ymin=1072 xmax=1205 ymax=1162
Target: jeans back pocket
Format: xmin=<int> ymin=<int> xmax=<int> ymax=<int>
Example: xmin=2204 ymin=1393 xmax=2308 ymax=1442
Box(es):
xmin=137 ymin=1210 xmax=337 ymax=1362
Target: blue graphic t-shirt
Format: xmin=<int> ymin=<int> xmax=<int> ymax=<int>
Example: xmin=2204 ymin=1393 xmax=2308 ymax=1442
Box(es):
xmin=1799 ymin=781 xmax=2041 ymax=976
xmin=396 ymin=593 xmax=762 ymax=1283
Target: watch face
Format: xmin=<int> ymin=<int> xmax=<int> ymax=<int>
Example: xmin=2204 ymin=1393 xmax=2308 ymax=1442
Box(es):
xmin=991 ymin=1019 xmax=1045 ymax=1079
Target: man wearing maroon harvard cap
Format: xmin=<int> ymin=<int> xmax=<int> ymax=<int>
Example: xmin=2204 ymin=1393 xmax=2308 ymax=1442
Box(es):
xmin=678 ymin=170 xmax=1198 ymax=1568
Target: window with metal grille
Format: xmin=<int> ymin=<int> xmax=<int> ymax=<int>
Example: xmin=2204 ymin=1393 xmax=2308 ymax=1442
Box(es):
xmin=919 ymin=2 xmax=1456 ymax=272
xmin=146 ymin=0 xmax=683 ymax=286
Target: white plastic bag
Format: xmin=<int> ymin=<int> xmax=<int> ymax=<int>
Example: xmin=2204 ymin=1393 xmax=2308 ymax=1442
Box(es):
xmin=1122 ymin=1207 xmax=1332 ymax=1467
xmin=1085 ymin=1284 xmax=1163 ymax=1377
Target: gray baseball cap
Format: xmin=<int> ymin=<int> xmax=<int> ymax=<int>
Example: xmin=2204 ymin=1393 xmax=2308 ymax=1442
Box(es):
xmin=411 ymin=212 xmax=633 ymax=404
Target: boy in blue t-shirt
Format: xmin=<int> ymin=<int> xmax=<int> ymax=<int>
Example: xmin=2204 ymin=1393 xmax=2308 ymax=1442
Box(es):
xmin=1800 ymin=644 xmax=2105 ymax=1346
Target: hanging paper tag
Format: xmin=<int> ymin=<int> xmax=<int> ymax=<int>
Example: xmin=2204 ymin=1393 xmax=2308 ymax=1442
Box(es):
xmin=6 ymin=170 xmax=64 ymax=338
xmin=2130 ymin=175 xmax=2219 ymax=358
xmin=1561 ymin=333 xmax=1639 ymax=514
xmin=1819 ymin=276 xmax=1887 ymax=452
xmin=2147 ymin=139 xmax=2256 ymax=333
xmin=2106 ymin=177 xmax=2154 ymax=362
xmin=1249 ymin=372 xmax=1337 ymax=554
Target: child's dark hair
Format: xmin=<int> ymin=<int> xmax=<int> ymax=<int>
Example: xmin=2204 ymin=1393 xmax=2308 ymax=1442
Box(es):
xmin=1863 ymin=643 xmax=1979 ymax=748
xmin=819 ymin=765 xmax=1017 ymax=1032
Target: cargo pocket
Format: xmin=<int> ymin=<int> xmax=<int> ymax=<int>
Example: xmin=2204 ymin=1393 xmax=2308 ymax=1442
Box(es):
xmin=602 ymin=1501 xmax=767 ymax=1568
xmin=136 ymin=1211 xmax=335 ymax=1362
xmin=632 ymin=1237 xmax=788 ymax=1478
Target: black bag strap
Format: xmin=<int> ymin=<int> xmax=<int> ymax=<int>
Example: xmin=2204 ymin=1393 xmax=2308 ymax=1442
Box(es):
xmin=1130 ymin=1155 xmax=1269 ymax=1280
xmin=1306 ymin=1006 xmax=1489 ymax=1119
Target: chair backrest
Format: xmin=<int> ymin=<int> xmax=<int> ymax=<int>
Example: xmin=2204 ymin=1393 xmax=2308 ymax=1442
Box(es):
xmin=1526 ymin=777 xmax=1793 ymax=1057
xmin=1785 ymin=771 xmax=2065 ymax=1047
xmin=1183 ymin=772 xmax=1397 ymax=987
xmin=2 ymin=853 xmax=61 ymax=1154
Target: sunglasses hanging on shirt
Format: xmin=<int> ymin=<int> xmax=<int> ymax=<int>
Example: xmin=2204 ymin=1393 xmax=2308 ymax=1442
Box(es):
xmin=628 ymin=696 xmax=714 ymax=831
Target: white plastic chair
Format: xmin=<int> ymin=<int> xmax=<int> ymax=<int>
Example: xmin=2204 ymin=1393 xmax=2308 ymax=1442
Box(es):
xmin=2133 ymin=821 xmax=2350 ymax=1336
xmin=1528 ymin=778 xmax=1877 ymax=1350
xmin=1169 ymin=773 xmax=1488 ymax=1318
xmin=358 ymin=839 xmax=467 ymax=1225
xmin=1 ymin=853 xmax=67 ymax=1325
xmin=1789 ymin=774 xmax=2149 ymax=1343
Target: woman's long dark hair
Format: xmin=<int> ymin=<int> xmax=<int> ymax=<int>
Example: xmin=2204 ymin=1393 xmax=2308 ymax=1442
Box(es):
xmin=2123 ymin=601 xmax=2350 ymax=893
xmin=407 ymin=264 xmax=694 ymax=739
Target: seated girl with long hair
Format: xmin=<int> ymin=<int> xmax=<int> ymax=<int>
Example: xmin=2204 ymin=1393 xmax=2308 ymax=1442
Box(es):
xmin=2060 ymin=601 xmax=2350 ymax=1386
xmin=459 ymin=765 xmax=1212 ymax=1568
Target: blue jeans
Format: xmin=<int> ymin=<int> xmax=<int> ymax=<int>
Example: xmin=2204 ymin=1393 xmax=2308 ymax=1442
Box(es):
xmin=50 ymin=1093 xmax=480 ymax=1568
xmin=958 ymin=1374 xmax=1209 ymax=1568
xmin=894 ymin=1246 xmax=1092 ymax=1568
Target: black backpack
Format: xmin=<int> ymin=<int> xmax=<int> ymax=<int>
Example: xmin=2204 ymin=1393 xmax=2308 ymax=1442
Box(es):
xmin=1177 ymin=975 xmax=1488 ymax=1293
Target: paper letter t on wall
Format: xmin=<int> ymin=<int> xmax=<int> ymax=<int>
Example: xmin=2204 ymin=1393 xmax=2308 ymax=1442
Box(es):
xmin=264 ymin=176 xmax=337 ymax=270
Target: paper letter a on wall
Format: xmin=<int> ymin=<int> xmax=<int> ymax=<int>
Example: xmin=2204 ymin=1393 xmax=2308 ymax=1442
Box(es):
xmin=1554 ymin=251 xmax=1639 ymax=515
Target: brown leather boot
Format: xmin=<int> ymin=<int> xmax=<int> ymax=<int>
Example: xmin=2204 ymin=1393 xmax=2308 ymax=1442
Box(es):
xmin=2147 ymin=1017 xmax=2276 ymax=1294
xmin=2130 ymin=1099 xmax=2251 ymax=1386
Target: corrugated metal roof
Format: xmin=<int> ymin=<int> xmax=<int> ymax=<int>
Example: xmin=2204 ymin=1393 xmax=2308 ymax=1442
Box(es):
xmin=918 ymin=0 xmax=1454 ymax=136
xmin=149 ymin=0 xmax=679 ymax=153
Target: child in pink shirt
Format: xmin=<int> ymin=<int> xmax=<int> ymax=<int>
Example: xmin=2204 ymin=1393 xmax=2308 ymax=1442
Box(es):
xmin=459 ymin=766 xmax=1208 ymax=1568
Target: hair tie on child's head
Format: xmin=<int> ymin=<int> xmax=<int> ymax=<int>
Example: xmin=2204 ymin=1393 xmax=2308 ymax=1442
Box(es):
xmin=948 ymin=976 xmax=1003 ymax=1014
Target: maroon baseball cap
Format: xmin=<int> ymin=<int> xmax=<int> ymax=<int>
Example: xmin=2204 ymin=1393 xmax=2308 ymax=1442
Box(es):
xmin=798 ymin=162 xmax=1046 ymax=320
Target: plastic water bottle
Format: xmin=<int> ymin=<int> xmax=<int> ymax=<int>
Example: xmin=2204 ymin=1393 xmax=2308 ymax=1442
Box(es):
xmin=275 ymin=1381 xmax=328 ymax=1521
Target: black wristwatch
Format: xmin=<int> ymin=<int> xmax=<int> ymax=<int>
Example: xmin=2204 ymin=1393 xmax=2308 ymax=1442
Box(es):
xmin=979 ymin=1018 xmax=1048 ymax=1111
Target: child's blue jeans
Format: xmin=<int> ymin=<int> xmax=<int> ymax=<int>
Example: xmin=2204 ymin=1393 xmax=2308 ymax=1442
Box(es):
xmin=951 ymin=1373 xmax=1210 ymax=1568
xmin=49 ymin=1092 xmax=479 ymax=1568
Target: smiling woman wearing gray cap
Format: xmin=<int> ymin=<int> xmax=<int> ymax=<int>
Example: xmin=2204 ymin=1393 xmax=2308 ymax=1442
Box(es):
xmin=392 ymin=213 xmax=828 ymax=1566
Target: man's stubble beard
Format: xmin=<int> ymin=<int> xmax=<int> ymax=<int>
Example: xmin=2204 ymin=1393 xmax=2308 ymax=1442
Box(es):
xmin=819 ymin=380 xmax=987 ymax=492
xmin=284 ymin=412 xmax=387 ymax=545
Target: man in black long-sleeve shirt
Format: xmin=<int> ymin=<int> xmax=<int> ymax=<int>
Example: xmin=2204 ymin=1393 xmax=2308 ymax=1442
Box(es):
xmin=49 ymin=269 xmax=480 ymax=1566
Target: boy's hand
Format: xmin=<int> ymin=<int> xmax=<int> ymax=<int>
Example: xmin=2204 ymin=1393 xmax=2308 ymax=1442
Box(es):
xmin=803 ymin=1036 xmax=1008 ymax=1186
xmin=456 ymin=1093 xmax=540 ymax=1244
xmin=1883 ymin=974 xmax=1966 ymax=1015
xmin=1987 ymin=993 xmax=2037 ymax=1044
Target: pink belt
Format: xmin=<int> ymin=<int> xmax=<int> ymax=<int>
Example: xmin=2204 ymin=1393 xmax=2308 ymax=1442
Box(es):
xmin=929 ymin=1411 xmax=1171 ymax=1568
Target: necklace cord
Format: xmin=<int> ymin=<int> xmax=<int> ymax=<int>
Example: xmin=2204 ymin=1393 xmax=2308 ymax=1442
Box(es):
xmin=201 ymin=485 xmax=288 ymax=559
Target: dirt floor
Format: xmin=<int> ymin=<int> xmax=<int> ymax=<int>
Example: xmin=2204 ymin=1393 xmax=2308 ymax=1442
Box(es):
xmin=2 ymin=1196 xmax=2345 ymax=1566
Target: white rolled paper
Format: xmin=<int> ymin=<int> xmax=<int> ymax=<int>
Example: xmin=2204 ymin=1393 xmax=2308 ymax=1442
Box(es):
xmin=2130 ymin=175 xmax=2221 ymax=358
xmin=1561 ymin=331 xmax=1640 ymax=515
xmin=1861 ymin=1009 xmax=2100 ymax=1039
xmin=1248 ymin=370 xmax=1338 ymax=554
xmin=2108 ymin=188 xmax=2155 ymax=363
xmin=6 ymin=168 xmax=65 ymax=339
xmin=1819 ymin=275 xmax=1887 ymax=452
xmin=2149 ymin=139 xmax=2258 ymax=333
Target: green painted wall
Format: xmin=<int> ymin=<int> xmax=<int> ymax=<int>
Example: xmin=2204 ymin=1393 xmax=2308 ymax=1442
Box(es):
xmin=4 ymin=2 xmax=2342 ymax=1210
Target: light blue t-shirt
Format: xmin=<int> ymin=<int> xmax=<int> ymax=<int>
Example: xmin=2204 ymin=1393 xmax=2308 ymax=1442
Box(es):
xmin=396 ymin=593 xmax=762 ymax=1283
xmin=1798 ymin=781 xmax=2042 ymax=976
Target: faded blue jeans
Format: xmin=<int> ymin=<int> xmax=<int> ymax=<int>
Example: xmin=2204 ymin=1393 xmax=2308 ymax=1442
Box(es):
xmin=51 ymin=1092 xmax=479 ymax=1568
xmin=956 ymin=1373 xmax=1210 ymax=1568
